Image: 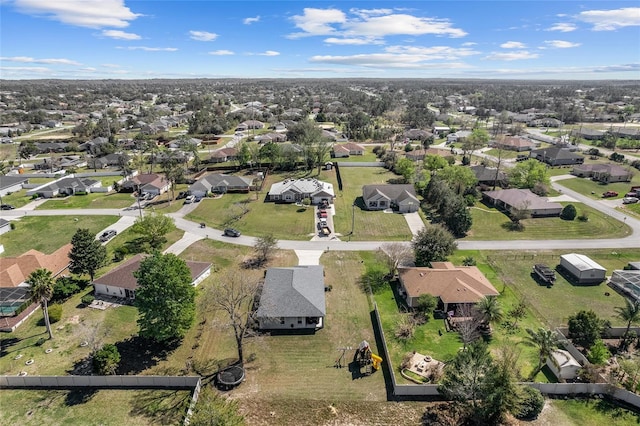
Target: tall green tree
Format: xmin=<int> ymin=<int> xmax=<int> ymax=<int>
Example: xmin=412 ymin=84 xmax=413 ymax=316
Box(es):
xmin=27 ymin=268 xmax=56 ymax=339
xmin=615 ymin=299 xmax=640 ymax=350
xmin=441 ymin=194 xmax=473 ymax=237
xmin=160 ymin=151 xmax=185 ymax=204
xmin=508 ymin=159 xmax=550 ymax=190
xmin=411 ymin=223 xmax=457 ymax=267
xmin=475 ymin=297 xmax=504 ymax=327
xmin=134 ymin=252 xmax=196 ymax=343
xmin=69 ymin=228 xmax=108 ymax=282
xmin=131 ymin=213 xmax=176 ymax=250
xmin=189 ymin=387 xmax=246 ymax=426
xmin=481 ymin=345 xmax=522 ymax=425
xmin=524 ymin=327 xmax=561 ymax=380
xmin=568 ymin=310 xmax=608 ymax=349
xmin=437 ymin=165 xmax=478 ymax=195
xmin=394 ymin=157 xmax=416 ymax=183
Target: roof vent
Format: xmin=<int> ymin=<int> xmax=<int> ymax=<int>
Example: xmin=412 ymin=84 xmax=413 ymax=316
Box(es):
xmin=419 ymin=272 xmax=425 ymax=277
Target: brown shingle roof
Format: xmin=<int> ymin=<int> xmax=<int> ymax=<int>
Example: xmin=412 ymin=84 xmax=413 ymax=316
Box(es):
xmin=399 ymin=262 xmax=499 ymax=305
xmin=0 ymin=244 xmax=71 ymax=288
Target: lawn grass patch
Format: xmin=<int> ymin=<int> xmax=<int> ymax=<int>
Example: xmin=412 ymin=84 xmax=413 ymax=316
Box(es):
xmin=0 ymin=189 xmax=33 ymax=208
xmin=464 ymin=201 xmax=630 ymax=240
xmin=0 ymin=389 xmax=190 ymax=426
xmin=36 ymin=192 xmax=135 ymax=210
xmin=556 ymin=175 xmax=640 ymax=200
xmin=549 ymin=397 xmax=640 ymax=426
xmin=0 ymin=215 xmax=118 ymax=257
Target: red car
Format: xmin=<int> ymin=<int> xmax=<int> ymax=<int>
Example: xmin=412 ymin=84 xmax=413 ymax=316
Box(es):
xmin=602 ymin=191 xmax=618 ymax=198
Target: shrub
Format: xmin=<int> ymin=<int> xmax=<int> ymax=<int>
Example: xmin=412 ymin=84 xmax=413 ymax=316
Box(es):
xmin=461 ymin=156 xmax=470 ymax=166
xmin=515 ymin=386 xmax=544 ymax=420
xmin=462 ymin=256 xmax=476 ymax=266
xmin=52 ymin=276 xmax=81 ymax=302
xmin=587 ymin=339 xmax=611 ymax=365
xmin=81 ymin=294 xmax=95 ymax=305
xmin=48 ymin=304 xmax=63 ymax=323
xmin=93 ymin=344 xmax=121 ymax=375
xmin=35 ymin=337 xmax=46 ymax=346
xmin=113 ymin=246 xmax=129 ymax=262
xmin=577 ymin=211 xmax=589 ymax=222
xmin=560 ymin=204 xmax=577 ymax=221
xmin=359 ymin=265 xmax=389 ymax=294
xmin=10 ymin=223 xmax=16 ymax=230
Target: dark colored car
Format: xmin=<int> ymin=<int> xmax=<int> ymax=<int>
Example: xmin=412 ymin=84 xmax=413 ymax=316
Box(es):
xmin=223 ymin=228 xmax=241 ymax=237
xmin=99 ymin=229 xmax=117 ymax=242
xmin=602 ymin=191 xmax=618 ymax=198
xmin=0 ymin=204 xmax=15 ymax=210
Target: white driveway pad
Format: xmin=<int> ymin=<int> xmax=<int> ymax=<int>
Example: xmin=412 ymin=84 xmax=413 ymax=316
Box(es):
xmin=404 ymin=212 xmax=425 ymax=236
xmin=295 ymin=250 xmax=324 ymax=265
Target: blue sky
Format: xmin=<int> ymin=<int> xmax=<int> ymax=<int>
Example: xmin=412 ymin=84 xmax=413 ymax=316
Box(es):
xmin=1 ymin=1 xmax=639 ymax=80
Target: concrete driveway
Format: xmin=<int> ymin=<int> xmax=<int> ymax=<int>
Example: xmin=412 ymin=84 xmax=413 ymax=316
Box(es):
xmin=404 ymin=212 xmax=425 ymax=236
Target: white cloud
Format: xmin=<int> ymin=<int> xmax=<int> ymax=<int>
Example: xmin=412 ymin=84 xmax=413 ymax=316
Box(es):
xmin=500 ymin=41 xmax=526 ymax=49
xmin=80 ymin=67 xmax=97 ymax=72
xmin=189 ymin=31 xmax=218 ymax=41
xmin=243 ymin=16 xmax=260 ymax=25
xmin=546 ymin=22 xmax=577 ymax=32
xmin=324 ymin=37 xmax=383 ymax=45
xmin=117 ymin=46 xmax=178 ymax=51
xmin=345 ymin=14 xmax=467 ymax=38
xmin=0 ymin=56 xmax=81 ymax=65
xmin=349 ymin=8 xmax=393 ymax=19
xmin=209 ymin=50 xmax=234 ymax=56
xmin=461 ymin=42 xmax=477 ymax=46
xmin=101 ymin=63 xmax=121 ymax=68
xmin=577 ymin=7 xmax=640 ymax=31
xmin=310 ymin=54 xmax=469 ymax=70
xmin=259 ymin=50 xmax=280 ymax=56
xmin=289 ymin=8 xmax=346 ymax=38
xmin=544 ymin=40 xmax=581 ymax=48
xmin=12 ymin=0 xmax=140 ymax=28
xmin=0 ymin=66 xmax=50 ymax=73
xmin=485 ymin=51 xmax=540 ymax=61
xmin=385 ymin=45 xmax=480 ymax=59
xmin=101 ymin=30 xmax=140 ymax=40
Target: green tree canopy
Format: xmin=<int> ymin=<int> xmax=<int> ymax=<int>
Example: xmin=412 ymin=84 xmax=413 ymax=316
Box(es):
xmin=411 ymin=223 xmax=457 ymax=267
xmin=131 ymin=213 xmax=176 ymax=250
xmin=394 ymin=157 xmax=416 ymax=183
xmin=69 ymin=228 xmax=108 ymax=281
xmin=508 ymin=159 xmax=550 ymax=190
xmin=615 ymin=299 xmax=640 ymax=350
xmin=93 ymin=343 xmax=121 ymax=375
xmin=568 ymin=309 xmax=608 ymax=349
xmin=524 ymin=327 xmax=561 ymax=380
xmin=27 ymin=268 xmax=55 ymax=339
xmin=134 ymin=252 xmax=196 ymax=343
xmin=437 ymin=165 xmax=478 ymax=195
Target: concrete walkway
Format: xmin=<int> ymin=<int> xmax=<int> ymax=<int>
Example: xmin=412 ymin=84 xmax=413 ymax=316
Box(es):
xmin=294 ymin=250 xmax=325 ymax=265
xmin=163 ymin=231 xmax=204 ymax=255
xmin=404 ymin=212 xmax=425 ymax=236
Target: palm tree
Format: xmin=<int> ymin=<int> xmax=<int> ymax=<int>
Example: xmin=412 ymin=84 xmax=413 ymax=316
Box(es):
xmin=475 ymin=297 xmax=504 ymax=326
xmin=27 ymin=268 xmax=55 ymax=339
xmin=615 ymin=299 xmax=640 ymax=350
xmin=524 ymin=327 xmax=561 ymax=380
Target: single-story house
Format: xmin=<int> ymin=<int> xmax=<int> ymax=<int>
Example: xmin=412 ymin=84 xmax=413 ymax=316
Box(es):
xmin=404 ymin=148 xmax=446 ymax=161
xmin=559 ymin=253 xmax=606 ymax=284
xmin=470 ymin=165 xmax=507 ymax=187
xmin=404 ymin=129 xmax=433 ymax=141
xmin=87 ymin=153 xmax=129 ymax=169
xmin=0 ymin=175 xmax=28 ymax=197
xmin=398 ymin=262 xmax=500 ymax=311
xmin=530 ymin=147 xmax=585 ymax=166
xmin=255 ymin=265 xmax=326 ymax=330
xmin=612 ymin=127 xmax=640 ymax=140
xmin=167 ymin=137 xmax=202 ymax=149
xmin=492 ymin=136 xmax=536 ymax=152
xmin=237 ymin=120 xmax=264 ymax=130
xmin=0 ymin=244 xmax=71 ymax=322
xmin=432 ymin=126 xmax=450 ymax=136
xmin=571 ymin=163 xmax=633 ymax=183
xmin=26 ymin=177 xmax=101 ymax=198
xmin=93 ymin=254 xmax=212 ymax=300
xmin=362 ymin=184 xmax=419 ymax=213
xmin=483 ymin=188 xmax=562 ymax=217
xmin=121 ymin=173 xmax=170 ymax=195
xmin=447 ymin=130 xmax=472 ymax=144
xmin=332 ymin=142 xmax=365 ymax=158
xmin=0 ymin=219 xmax=11 ymax=236
xmin=547 ymin=349 xmax=581 ymax=381
xmin=209 ymin=147 xmax=238 ymax=163
xmin=267 ymin=178 xmax=335 ymax=205
xmin=189 ymin=173 xmax=253 ymax=196
xmin=575 ymin=128 xmax=605 ymax=141
xmin=321 ymin=129 xmax=348 ymax=142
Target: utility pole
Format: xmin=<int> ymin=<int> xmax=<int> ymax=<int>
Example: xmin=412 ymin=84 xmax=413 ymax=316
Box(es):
xmin=349 ymin=202 xmax=356 ymax=241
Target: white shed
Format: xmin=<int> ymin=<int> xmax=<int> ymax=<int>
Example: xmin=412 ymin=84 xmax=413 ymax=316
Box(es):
xmin=559 ymin=253 xmax=606 ymax=284
xmin=547 ymin=349 xmax=581 ymax=381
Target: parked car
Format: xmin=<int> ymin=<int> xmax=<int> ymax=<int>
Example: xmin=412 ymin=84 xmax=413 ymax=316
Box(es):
xmin=0 ymin=204 xmax=15 ymax=210
xmin=625 ymin=191 xmax=639 ymax=198
xmin=602 ymin=191 xmax=618 ymax=198
xmin=99 ymin=229 xmax=117 ymax=242
xmin=623 ymin=197 xmax=639 ymax=204
xmin=223 ymin=228 xmax=241 ymax=237
xmin=184 ymin=195 xmax=196 ymax=204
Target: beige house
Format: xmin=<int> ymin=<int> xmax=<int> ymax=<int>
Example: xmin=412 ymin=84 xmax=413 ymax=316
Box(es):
xmin=571 ymin=163 xmax=633 ymax=183
xmin=362 ymin=184 xmax=419 ymax=213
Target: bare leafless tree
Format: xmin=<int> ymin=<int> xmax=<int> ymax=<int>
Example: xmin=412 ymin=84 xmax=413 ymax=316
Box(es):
xmin=379 ymin=242 xmax=414 ymax=275
xmin=201 ymin=270 xmax=262 ymax=364
xmin=455 ymin=304 xmax=482 ymax=349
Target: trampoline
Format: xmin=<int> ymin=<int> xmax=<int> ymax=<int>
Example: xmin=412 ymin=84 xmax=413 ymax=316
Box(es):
xmin=217 ymin=365 xmax=245 ymax=389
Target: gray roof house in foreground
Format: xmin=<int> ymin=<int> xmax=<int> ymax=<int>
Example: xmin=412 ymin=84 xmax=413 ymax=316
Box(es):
xmin=362 ymin=184 xmax=419 ymax=213
xmin=256 ymin=266 xmax=326 ymax=331
xmin=189 ymin=174 xmax=253 ymax=196
xmin=483 ymin=188 xmax=562 ymax=217
xmin=0 ymin=175 xmax=28 ymax=197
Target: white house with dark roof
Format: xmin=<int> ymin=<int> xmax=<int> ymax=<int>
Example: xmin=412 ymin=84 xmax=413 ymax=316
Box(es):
xmin=362 ymin=184 xmax=419 ymax=213
xmin=189 ymin=173 xmax=253 ymax=196
xmin=26 ymin=176 xmax=102 ymax=198
xmin=256 ymin=266 xmax=326 ymax=330
xmin=93 ymin=254 xmax=211 ymax=300
xmin=0 ymin=175 xmax=28 ymax=197
xmin=267 ymin=178 xmax=334 ymax=205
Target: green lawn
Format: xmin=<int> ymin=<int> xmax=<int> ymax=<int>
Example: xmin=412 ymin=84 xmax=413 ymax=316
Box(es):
xmin=0 ymin=189 xmax=33 ymax=208
xmin=548 ymin=398 xmax=640 ymax=426
xmin=556 ymin=175 xmax=640 ymax=200
xmin=483 ymin=149 xmax=520 ymax=159
xmin=464 ymin=201 xmax=631 ymax=240
xmin=622 ymin=202 xmax=640 ymax=219
xmin=481 ymin=249 xmax=640 ymax=327
xmin=0 ymin=215 xmax=118 ymax=257
xmin=0 ymin=389 xmax=190 ymax=426
xmin=37 ymin=192 xmax=135 ymax=210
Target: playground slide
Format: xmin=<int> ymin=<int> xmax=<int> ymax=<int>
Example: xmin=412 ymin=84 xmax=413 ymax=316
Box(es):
xmin=371 ymin=353 xmax=383 ymax=370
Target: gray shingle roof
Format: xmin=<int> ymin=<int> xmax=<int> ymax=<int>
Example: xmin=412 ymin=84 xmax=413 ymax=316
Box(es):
xmin=256 ymin=266 xmax=326 ymax=318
